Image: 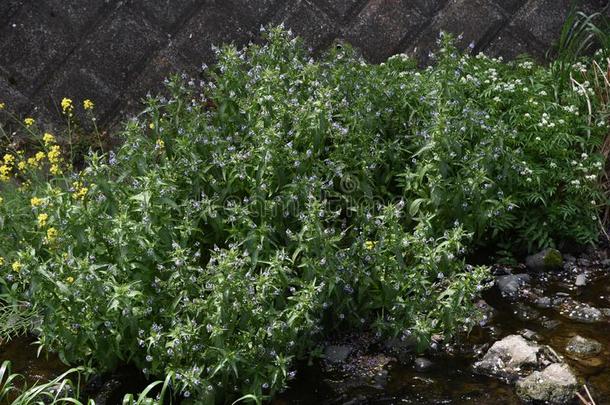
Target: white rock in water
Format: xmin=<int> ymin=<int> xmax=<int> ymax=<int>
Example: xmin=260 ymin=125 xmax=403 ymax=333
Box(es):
xmin=473 ymin=334 xmax=540 ymax=379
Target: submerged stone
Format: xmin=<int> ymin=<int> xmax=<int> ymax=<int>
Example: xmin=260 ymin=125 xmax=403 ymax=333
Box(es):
xmin=414 ymin=357 xmax=434 ymax=372
xmin=559 ymin=300 xmax=603 ymax=323
xmin=565 ymin=335 xmax=602 ymax=357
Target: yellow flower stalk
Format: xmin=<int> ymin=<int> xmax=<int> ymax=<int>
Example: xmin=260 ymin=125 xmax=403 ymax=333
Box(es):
xmin=48 ymin=145 xmax=61 ymax=164
xmin=37 ymin=213 xmax=48 ymax=227
xmin=61 ymin=98 xmax=73 ymax=115
xmin=0 ymin=164 xmax=11 ymax=181
xmin=11 ymin=261 xmax=21 ymax=273
xmin=46 ymin=227 xmax=58 ymax=242
xmin=30 ymin=197 xmax=43 ymax=207
xmin=43 ymin=132 xmax=56 ymax=145
xmin=3 ymin=154 xmax=15 ymax=165
xmin=50 ymin=164 xmax=62 ymax=175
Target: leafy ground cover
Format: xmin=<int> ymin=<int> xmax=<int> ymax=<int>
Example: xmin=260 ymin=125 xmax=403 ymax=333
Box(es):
xmin=0 ymin=25 xmax=607 ymax=403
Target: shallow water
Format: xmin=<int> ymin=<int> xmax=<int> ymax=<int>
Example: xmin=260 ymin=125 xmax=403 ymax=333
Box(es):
xmin=1 ymin=260 xmax=610 ymax=404
xmin=277 ymin=263 xmax=610 ymax=404
xmin=0 ymin=336 xmax=65 ymax=386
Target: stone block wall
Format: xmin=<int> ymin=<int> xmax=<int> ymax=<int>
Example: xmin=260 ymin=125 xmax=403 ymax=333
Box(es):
xmin=0 ymin=0 xmax=608 ymax=129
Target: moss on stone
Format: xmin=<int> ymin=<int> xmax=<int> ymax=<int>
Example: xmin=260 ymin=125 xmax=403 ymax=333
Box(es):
xmin=543 ymin=248 xmax=563 ymax=269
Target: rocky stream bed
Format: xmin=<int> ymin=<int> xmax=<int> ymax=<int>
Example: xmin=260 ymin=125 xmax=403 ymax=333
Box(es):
xmin=2 ymin=248 xmax=610 ymax=404
xmin=276 ymin=247 xmax=610 ymax=404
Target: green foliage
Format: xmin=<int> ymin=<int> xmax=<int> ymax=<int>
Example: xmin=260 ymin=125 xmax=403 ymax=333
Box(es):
xmin=0 ymin=27 xmax=606 ymax=403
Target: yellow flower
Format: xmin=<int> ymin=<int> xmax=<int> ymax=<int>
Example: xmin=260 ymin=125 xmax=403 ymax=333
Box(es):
xmin=30 ymin=197 xmax=43 ymax=207
xmin=48 ymin=145 xmax=61 ymax=164
xmin=149 ymin=122 xmax=155 ymax=129
xmin=0 ymin=164 xmax=11 ymax=182
xmin=61 ymin=98 xmax=73 ymax=114
xmin=0 ymin=197 xmax=3 ymax=205
xmin=0 ymin=257 xmax=4 ymax=266
xmin=0 ymin=102 xmax=5 ymax=110
xmin=3 ymin=154 xmax=15 ymax=165
xmin=43 ymin=132 xmax=56 ymax=145
xmin=11 ymin=261 xmax=21 ymax=273
xmin=66 ymin=276 xmax=74 ymax=284
xmin=17 ymin=161 xmax=26 ymax=171
xmin=83 ymin=99 xmax=94 ymax=110
xmin=35 ymin=151 xmax=45 ymax=162
xmin=50 ymin=164 xmax=62 ymax=175
xmin=72 ymin=181 xmax=88 ymax=200
xmin=364 ymin=241 xmax=376 ymax=250
xmin=76 ymin=187 xmax=88 ymax=200
xmin=46 ymin=227 xmax=58 ymax=242
xmin=24 ymin=118 xmax=35 ymax=127
xmin=37 ymin=213 xmax=48 ymax=227
xmin=155 ymin=139 xmax=165 ymax=149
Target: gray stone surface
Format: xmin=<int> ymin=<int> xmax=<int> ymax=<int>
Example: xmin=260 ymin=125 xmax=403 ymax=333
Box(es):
xmin=515 ymin=363 xmax=578 ymax=404
xmin=566 ymin=335 xmax=603 ymax=356
xmin=496 ymin=273 xmax=531 ymax=297
xmin=0 ymin=0 xmax=608 ymax=130
xmin=525 ymin=248 xmax=563 ymax=272
xmin=473 ymin=334 xmax=540 ymax=379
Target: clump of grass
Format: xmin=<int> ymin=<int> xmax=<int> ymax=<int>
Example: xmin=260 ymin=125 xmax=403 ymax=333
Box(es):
xmin=0 ymin=360 xmax=173 ymax=404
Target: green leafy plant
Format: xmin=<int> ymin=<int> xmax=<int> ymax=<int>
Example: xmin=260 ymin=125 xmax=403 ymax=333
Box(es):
xmin=0 ymin=26 xmax=606 ymax=403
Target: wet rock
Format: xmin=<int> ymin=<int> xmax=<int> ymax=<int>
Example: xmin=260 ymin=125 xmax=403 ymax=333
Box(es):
xmin=496 ymin=274 xmax=530 ymax=297
xmin=601 ymin=308 xmax=610 ymax=318
xmin=601 ymin=258 xmax=610 ymax=268
xmin=518 ymin=329 xmax=541 ymax=342
xmin=575 ymin=273 xmax=587 ymax=287
xmin=384 ymin=336 xmax=417 ymax=363
xmin=565 ymin=335 xmax=602 ymax=357
xmin=414 ymin=357 xmax=434 ymax=372
xmin=577 ymin=257 xmax=591 ymax=267
xmin=559 ymin=300 xmax=603 ymax=323
xmin=540 ymin=318 xmax=561 ymax=330
xmin=534 ymin=296 xmax=552 ymax=308
xmin=324 ymin=353 xmax=393 ymax=395
xmin=515 ymin=363 xmax=577 ymax=404
xmin=513 ymin=303 xmax=540 ymax=322
xmin=526 ymin=248 xmax=562 ymax=272
xmin=552 ymin=293 xmax=570 ymax=308
xmin=473 ymin=335 xmax=540 ymax=380
xmin=564 ymin=254 xmax=576 ymax=263
xmin=324 ymin=345 xmax=353 ymax=364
